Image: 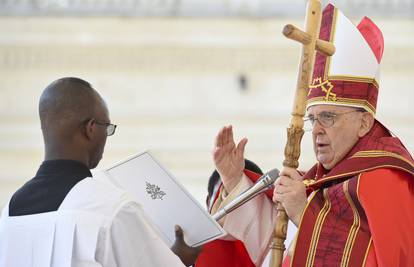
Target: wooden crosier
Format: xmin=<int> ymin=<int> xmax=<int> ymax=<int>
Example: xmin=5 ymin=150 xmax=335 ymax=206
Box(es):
xmin=269 ymin=1 xmax=335 ymax=266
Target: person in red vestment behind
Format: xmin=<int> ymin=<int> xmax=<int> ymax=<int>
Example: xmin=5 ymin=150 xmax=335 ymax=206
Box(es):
xmin=196 ymin=160 xmax=263 ymax=267
xmin=208 ymin=3 xmax=414 ymax=267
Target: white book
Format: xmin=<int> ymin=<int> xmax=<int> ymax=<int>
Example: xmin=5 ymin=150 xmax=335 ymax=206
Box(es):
xmin=95 ymin=151 xmax=226 ymax=247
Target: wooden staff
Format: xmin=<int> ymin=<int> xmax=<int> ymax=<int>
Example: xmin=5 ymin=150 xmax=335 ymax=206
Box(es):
xmin=269 ymin=1 xmax=335 ymax=266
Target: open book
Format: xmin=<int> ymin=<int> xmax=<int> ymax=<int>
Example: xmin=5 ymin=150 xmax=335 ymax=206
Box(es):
xmin=95 ymin=151 xmax=226 ymax=247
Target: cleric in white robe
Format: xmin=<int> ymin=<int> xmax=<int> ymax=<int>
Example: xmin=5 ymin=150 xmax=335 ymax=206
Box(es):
xmin=0 ymin=77 xmax=198 ymax=267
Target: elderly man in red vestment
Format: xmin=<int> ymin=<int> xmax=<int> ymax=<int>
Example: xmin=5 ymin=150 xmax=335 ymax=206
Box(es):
xmin=199 ymin=3 xmax=414 ymax=267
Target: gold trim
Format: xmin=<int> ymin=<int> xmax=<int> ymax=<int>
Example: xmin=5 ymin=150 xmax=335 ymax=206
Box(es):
xmin=290 ymin=190 xmax=319 ymax=267
xmin=304 ymin=165 xmax=414 ymax=188
xmin=324 ymin=6 xmax=338 ymax=79
xmin=303 ymin=179 xmax=316 ymax=187
xmin=308 ymin=96 xmax=376 ymax=110
xmin=351 ymin=150 xmax=414 ymax=168
xmin=328 ymin=75 xmax=379 ymax=89
xmin=341 ymin=179 xmax=361 ymax=266
xmin=362 ymin=238 xmax=373 ymax=266
xmin=309 ymin=77 xmax=337 ymax=101
xmin=357 ymin=175 xmax=372 ymax=267
xmin=307 ymin=97 xmax=376 ymax=115
xmin=305 ymin=188 xmax=331 ymax=267
xmin=356 ymin=174 xmax=362 ymax=204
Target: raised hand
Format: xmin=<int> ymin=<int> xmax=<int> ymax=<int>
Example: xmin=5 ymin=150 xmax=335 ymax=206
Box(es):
xmin=272 ymin=167 xmax=307 ymax=226
xmin=212 ymin=125 xmax=248 ymax=192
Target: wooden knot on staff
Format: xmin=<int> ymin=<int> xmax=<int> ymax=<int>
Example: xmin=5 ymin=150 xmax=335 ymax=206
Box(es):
xmin=269 ymin=1 xmax=335 ymax=267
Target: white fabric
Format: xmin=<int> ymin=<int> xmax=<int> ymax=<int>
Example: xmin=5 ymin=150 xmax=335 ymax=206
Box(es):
xmin=0 ymin=177 xmax=184 ymax=267
xmin=329 ymin=9 xmax=380 ymax=80
xmin=212 ymin=174 xmax=298 ymax=267
xmin=212 ymin=174 xmax=277 ymax=266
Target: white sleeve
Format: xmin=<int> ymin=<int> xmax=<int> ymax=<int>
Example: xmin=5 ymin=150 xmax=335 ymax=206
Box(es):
xmin=211 ymin=174 xmax=277 ymax=266
xmin=96 ymin=201 xmax=185 ymax=267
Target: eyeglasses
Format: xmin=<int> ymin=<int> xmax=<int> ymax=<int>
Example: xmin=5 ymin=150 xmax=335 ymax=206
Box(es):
xmin=304 ymin=109 xmax=364 ymax=131
xmin=94 ymin=120 xmax=117 ymax=136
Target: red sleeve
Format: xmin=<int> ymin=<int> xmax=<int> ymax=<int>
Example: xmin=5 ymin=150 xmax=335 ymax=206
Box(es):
xmin=195 ymin=239 xmax=255 ymax=267
xmin=244 ymin=169 xmax=274 ymax=199
xmin=198 ymin=169 xmax=272 ymax=267
xmin=358 ymin=168 xmax=414 ymax=267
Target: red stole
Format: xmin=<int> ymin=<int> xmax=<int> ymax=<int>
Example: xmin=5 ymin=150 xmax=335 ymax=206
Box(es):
xmin=291 ymin=175 xmax=372 ymax=266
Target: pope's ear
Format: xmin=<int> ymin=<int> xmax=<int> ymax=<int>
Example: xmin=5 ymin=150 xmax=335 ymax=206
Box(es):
xmin=358 ymin=112 xmax=375 ymax=138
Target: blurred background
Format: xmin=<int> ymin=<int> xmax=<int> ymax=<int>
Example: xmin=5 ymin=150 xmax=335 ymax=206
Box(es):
xmin=0 ymin=0 xmax=413 ymax=210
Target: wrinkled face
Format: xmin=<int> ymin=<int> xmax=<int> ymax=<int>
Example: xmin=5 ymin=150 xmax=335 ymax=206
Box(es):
xmin=89 ymin=100 xmax=110 ymax=169
xmin=307 ymin=105 xmax=364 ymax=170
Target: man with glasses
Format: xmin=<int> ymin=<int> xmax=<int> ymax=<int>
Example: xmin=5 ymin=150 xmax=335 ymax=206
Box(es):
xmin=94 ymin=120 xmax=117 ymax=136
xmin=208 ymin=4 xmax=414 ymax=267
xmin=0 ymin=77 xmax=197 ymax=266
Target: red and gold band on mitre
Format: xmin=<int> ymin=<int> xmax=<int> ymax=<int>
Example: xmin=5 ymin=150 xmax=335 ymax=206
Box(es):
xmin=307 ymin=4 xmax=384 ymax=115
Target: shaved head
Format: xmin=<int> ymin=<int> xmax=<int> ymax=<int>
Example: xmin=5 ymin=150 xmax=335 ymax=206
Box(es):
xmin=39 ymin=77 xmax=110 ymax=168
xmin=39 ymin=77 xmax=104 ymax=138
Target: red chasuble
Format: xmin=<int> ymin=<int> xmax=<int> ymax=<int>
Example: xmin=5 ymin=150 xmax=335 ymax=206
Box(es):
xmin=291 ymin=4 xmax=414 ymax=265
xmin=197 ymin=116 xmax=413 ymax=267
xmin=288 ymin=121 xmax=414 ymax=267
xmin=197 ymin=121 xmax=413 ymax=267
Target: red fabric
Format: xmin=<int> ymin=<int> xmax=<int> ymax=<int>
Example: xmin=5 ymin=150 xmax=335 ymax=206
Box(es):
xmin=312 ymin=3 xmax=335 ymax=80
xmin=349 ymin=120 xmax=412 ymax=161
xmin=293 ymin=120 xmax=413 ymax=266
xmin=357 ymin=17 xmax=384 ymax=63
xmin=195 ymin=240 xmax=255 ymax=267
xmin=303 ymin=120 xmax=414 ymax=188
xmin=359 ymin=168 xmax=414 ymax=266
xmin=196 ymin=170 xmax=266 ymax=267
xmin=308 ymin=4 xmax=383 ymax=113
xmin=282 ymin=255 xmax=291 ymax=267
xmin=307 ymin=79 xmax=379 ymax=113
xmin=291 ymin=168 xmax=414 ymax=266
xmin=293 ymin=175 xmax=372 ymax=266
xmin=244 ymin=169 xmax=274 ymax=199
